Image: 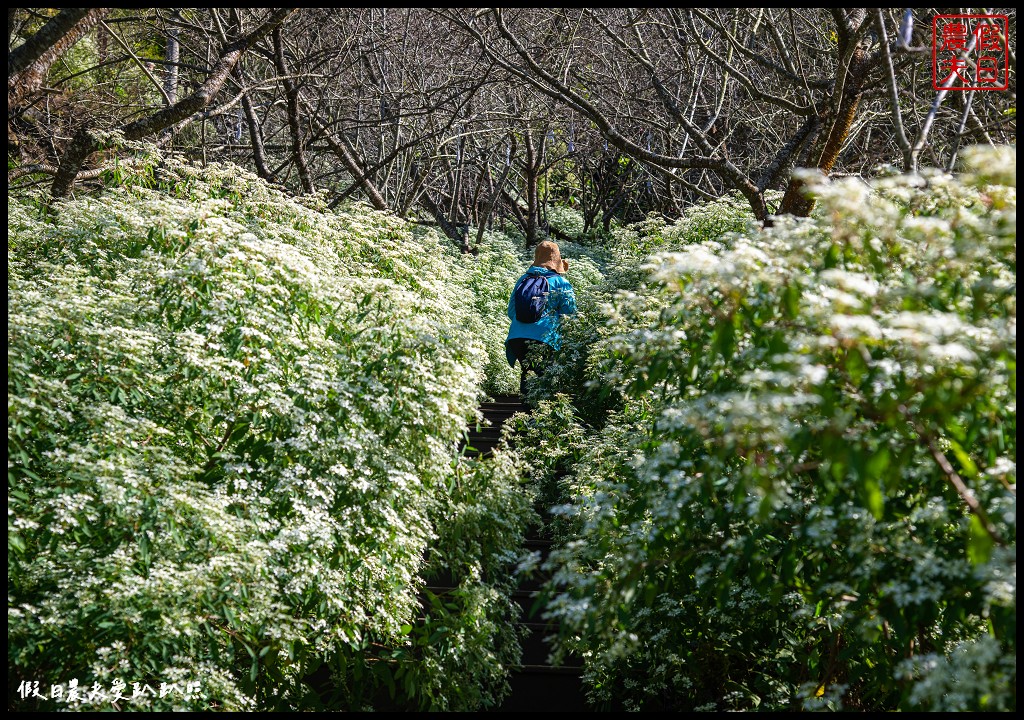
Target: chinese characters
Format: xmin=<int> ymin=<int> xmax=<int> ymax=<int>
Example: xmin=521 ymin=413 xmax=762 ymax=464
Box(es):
xmin=16 ymin=678 xmax=202 ymax=708
xmin=933 ymin=15 xmax=1010 ymax=90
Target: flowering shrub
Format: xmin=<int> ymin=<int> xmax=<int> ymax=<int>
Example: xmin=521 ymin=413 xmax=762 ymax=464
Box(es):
xmin=463 ymin=230 xmax=529 ymax=396
xmin=316 ymin=449 xmax=534 ymax=711
xmin=8 ymin=158 xmax=533 ymax=710
xmin=545 ymin=205 xmax=586 ymax=241
xmin=521 ymin=147 xmax=1016 ymax=711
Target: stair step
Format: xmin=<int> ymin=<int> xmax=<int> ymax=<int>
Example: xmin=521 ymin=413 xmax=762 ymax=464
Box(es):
xmin=519 ymin=626 xmax=557 ymax=666
xmin=465 ymin=440 xmax=503 ymax=448
xmin=516 ymin=539 xmax=554 ymax=592
xmin=518 ymin=622 xmax=583 ymax=668
xmin=462 ymin=445 xmax=501 ymax=457
xmin=464 ymin=435 xmax=506 ymax=444
xmin=511 ymin=589 xmax=550 ymax=621
xmin=478 ymin=415 xmax=524 ymax=425
xmin=522 ymin=537 xmax=552 ymax=550
xmin=486 ymin=394 xmax=523 ymax=403
xmin=497 ymin=667 xmax=587 ymax=712
xmin=423 ymin=568 xmax=457 ymax=589
xmin=509 ymin=663 xmax=583 ymax=675
xmin=514 ymin=571 xmax=551 ymax=593
xmin=460 ymin=436 xmax=506 ymax=447
xmin=476 ymin=415 xmax=521 ymax=425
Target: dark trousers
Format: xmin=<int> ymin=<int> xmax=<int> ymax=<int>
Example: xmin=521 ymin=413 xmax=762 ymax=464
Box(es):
xmin=506 ymin=338 xmax=547 ymax=396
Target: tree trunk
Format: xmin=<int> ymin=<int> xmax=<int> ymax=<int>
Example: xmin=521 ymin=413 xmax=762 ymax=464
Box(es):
xmin=273 ymin=25 xmax=313 ymax=194
xmin=778 ymin=36 xmax=871 ymax=217
xmin=778 ymin=90 xmax=862 ymax=217
xmin=51 ymin=8 xmax=295 ymax=198
xmin=8 ymin=8 xmax=109 ymax=111
xmin=602 ymin=189 xmax=625 ymax=232
xmin=235 ymin=65 xmax=274 ymax=183
xmin=476 ymin=145 xmax=515 ymax=248
xmin=313 ymin=115 xmax=389 ymax=211
xmin=412 ymin=165 xmax=471 ymax=251
xmin=523 ymin=130 xmax=542 ymax=247
xmin=164 ymin=12 xmax=180 ymax=104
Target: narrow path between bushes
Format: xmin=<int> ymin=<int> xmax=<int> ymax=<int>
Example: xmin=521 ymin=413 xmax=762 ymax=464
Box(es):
xmin=460 ymin=395 xmax=588 ymax=712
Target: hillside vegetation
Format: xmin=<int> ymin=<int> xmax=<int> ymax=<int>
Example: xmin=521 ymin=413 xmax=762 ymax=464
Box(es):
xmin=7 ymin=145 xmax=1016 ymax=711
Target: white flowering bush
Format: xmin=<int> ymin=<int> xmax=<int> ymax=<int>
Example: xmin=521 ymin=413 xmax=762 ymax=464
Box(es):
xmin=318 ymin=449 xmax=535 ymax=711
xmin=605 ymin=194 xmax=756 ymax=261
xmin=8 ymin=157 xmax=533 ymax=710
xmin=517 ymin=147 xmax=1016 ymax=711
xmin=545 ymin=205 xmax=586 ymax=241
xmin=463 ymin=230 xmax=530 ymax=395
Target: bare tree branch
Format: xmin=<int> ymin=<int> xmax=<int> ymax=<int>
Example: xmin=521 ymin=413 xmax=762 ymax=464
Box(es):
xmin=51 ymin=8 xmax=297 ymax=198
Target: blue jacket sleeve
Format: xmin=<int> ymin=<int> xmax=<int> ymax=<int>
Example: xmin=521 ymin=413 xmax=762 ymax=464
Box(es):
xmin=554 ymin=279 xmax=577 ymax=316
xmin=561 ymin=284 xmax=577 ymax=316
xmin=507 ymin=281 xmax=517 ymax=321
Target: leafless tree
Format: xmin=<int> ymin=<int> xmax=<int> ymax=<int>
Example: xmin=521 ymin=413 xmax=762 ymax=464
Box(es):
xmin=440 ymin=8 xmax=1014 ymax=222
xmin=8 ymin=8 xmax=1015 ymax=234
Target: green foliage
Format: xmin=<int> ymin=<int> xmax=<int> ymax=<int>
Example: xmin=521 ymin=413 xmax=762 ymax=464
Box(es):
xmin=505 ymin=395 xmax=589 ymax=518
xmin=460 ymin=230 xmax=529 ymax=396
xmin=47 ymin=32 xmax=99 ymax=93
xmin=516 ymin=147 xmax=1016 ymax=711
xmin=312 ymin=452 xmax=535 ymax=711
xmin=545 ymin=205 xmax=587 ymax=241
xmin=7 ymin=157 xmax=532 ymax=710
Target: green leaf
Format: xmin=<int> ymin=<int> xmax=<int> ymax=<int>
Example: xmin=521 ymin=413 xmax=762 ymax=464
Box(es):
xmin=824 ymin=243 xmax=841 ymax=269
xmin=947 ymin=439 xmax=978 ymax=478
xmin=782 ymin=283 xmax=801 ymax=319
xmin=714 ymin=316 xmax=736 ymax=360
xmin=866 ymin=447 xmax=890 ymax=480
xmin=967 ymin=515 xmax=995 ymax=565
xmin=845 ymin=349 xmax=867 ymax=386
xmin=864 ymin=478 xmax=884 ymax=520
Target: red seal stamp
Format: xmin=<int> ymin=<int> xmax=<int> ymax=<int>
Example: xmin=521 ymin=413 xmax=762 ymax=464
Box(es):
xmin=932 ymin=14 xmax=1010 ymax=90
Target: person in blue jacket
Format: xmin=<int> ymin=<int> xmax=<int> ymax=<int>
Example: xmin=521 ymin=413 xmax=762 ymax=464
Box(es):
xmin=505 ymin=240 xmax=577 ymax=396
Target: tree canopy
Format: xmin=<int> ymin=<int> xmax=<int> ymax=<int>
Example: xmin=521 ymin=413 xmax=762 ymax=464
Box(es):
xmin=9 ymin=8 xmax=1016 ymax=235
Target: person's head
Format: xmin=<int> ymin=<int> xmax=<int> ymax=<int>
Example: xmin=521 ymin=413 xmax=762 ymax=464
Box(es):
xmin=533 ymin=240 xmax=569 ymax=274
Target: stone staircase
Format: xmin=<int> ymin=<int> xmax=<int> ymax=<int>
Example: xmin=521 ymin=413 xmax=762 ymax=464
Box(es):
xmin=461 ymin=393 xmax=524 ymax=458
xmin=461 ymin=394 xmax=588 ymax=712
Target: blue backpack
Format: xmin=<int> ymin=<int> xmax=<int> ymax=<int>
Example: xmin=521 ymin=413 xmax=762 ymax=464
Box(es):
xmin=513 ymin=274 xmax=550 ymax=323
